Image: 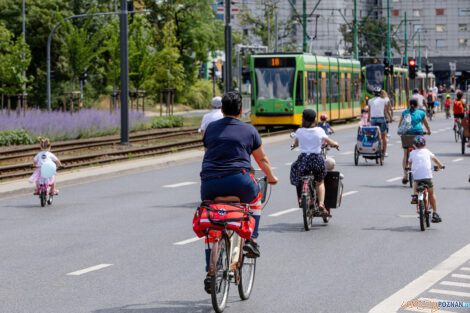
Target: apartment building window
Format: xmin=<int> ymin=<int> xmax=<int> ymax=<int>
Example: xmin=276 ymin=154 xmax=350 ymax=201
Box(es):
xmin=458 ymin=9 xmax=468 ymax=16
xmin=436 ymin=8 xmax=445 ymax=16
xmin=413 ymin=24 xmax=422 ymax=32
xmin=459 ymin=24 xmax=468 ymax=31
xmin=392 ymin=10 xmax=399 ymax=17
xmin=413 ymin=40 xmax=419 ymax=46
xmin=459 ymin=39 xmax=468 ymax=48
xmin=436 ymin=24 xmax=446 ymax=32
xmin=413 ymin=9 xmax=422 ymax=17
xmin=436 ymin=39 xmax=446 ymax=47
xmin=392 ymin=0 xmax=399 ymax=2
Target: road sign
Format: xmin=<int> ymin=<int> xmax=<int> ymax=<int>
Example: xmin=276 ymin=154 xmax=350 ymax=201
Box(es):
xmin=449 ymin=62 xmax=456 ymax=72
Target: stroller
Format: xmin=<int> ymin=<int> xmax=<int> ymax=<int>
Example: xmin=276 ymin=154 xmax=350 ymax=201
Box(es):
xmin=354 ymin=126 xmax=384 ymax=166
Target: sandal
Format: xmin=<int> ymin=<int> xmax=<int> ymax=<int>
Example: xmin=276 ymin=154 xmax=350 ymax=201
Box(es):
xmin=402 ymin=178 xmax=408 ymax=185
xmin=318 ymin=203 xmax=329 ymax=216
xmin=50 ymin=190 xmax=59 ymax=196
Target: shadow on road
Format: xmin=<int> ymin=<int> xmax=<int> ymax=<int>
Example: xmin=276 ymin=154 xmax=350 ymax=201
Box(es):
xmin=360 ymin=184 xmax=409 ymax=189
xmin=152 ymin=202 xmax=200 ymax=210
xmin=362 ymin=226 xmax=433 ymax=233
xmin=434 ymin=152 xmax=466 ymax=157
xmin=260 ymin=222 xmax=327 ymax=233
xmin=440 ymin=186 xmax=470 ymax=191
xmin=93 ymin=299 xmax=213 ymax=313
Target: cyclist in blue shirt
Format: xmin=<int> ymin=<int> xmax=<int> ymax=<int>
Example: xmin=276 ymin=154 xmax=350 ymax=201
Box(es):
xmin=398 ymin=98 xmax=431 ymax=184
xmin=318 ymin=114 xmax=334 ymax=135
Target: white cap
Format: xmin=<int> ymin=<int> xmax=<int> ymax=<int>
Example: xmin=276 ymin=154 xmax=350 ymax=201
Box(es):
xmin=324 ymin=157 xmax=336 ymax=171
xmin=212 ymin=96 xmax=222 ymax=108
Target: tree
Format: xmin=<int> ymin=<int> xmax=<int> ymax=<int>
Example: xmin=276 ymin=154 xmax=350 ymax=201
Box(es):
xmin=340 ymin=17 xmax=401 ymax=60
xmin=238 ymin=0 xmax=297 ymax=51
xmin=0 ymin=24 xmax=32 ymax=97
xmin=58 ymin=11 xmax=106 ymax=93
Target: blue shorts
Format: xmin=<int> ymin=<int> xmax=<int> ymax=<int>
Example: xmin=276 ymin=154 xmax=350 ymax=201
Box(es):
xmin=200 ymin=171 xmax=259 ymax=203
xmin=370 ymin=117 xmax=387 ymax=133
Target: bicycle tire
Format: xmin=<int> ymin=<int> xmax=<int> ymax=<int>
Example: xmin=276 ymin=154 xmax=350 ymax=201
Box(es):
xmin=454 ymin=126 xmax=459 ymax=142
xmin=409 ymin=172 xmax=413 ymax=188
xmin=425 ymin=205 xmax=431 ymax=228
xmin=40 ymin=192 xmax=46 ymax=207
xmin=47 ymin=196 xmax=53 ymax=205
xmin=301 ymin=194 xmax=313 ymax=231
xmin=462 ymin=131 xmax=466 ymax=155
xmin=238 ymin=255 xmax=256 ymax=300
xmin=354 ymin=145 xmax=359 ymax=166
xmin=418 ymin=200 xmax=425 ymax=231
xmin=211 ymin=234 xmax=230 ymax=313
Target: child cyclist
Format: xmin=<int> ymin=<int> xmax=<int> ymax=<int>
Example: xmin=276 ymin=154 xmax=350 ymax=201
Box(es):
xmin=407 ymin=135 xmax=444 ymax=223
xmin=290 ymin=109 xmax=339 ymax=215
xmin=28 ymin=137 xmax=62 ymax=195
xmin=318 ymin=114 xmax=334 ymax=135
xmin=444 ymin=94 xmax=451 ymax=118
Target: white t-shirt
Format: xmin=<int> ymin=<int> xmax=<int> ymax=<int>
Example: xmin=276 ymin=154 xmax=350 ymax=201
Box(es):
xmin=368 ymin=97 xmax=388 ymax=118
xmin=200 ymin=109 xmax=223 ymax=131
xmin=409 ymin=94 xmax=426 ymax=110
xmin=34 ymin=151 xmax=58 ymax=167
xmin=408 ymin=148 xmax=435 ymax=180
xmin=294 ymin=127 xmax=328 ymax=154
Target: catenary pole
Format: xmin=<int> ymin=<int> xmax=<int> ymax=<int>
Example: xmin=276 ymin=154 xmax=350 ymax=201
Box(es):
xmin=386 ymin=0 xmax=391 ymax=62
xmin=303 ymin=0 xmax=307 ymax=52
xmin=224 ymin=0 xmax=233 ymax=92
xmin=119 ymin=0 xmax=129 ymax=144
xmin=404 ymin=12 xmax=408 ymax=65
xmin=353 ymin=0 xmax=358 ymax=60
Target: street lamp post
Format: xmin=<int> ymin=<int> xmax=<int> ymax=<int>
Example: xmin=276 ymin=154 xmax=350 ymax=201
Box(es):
xmin=224 ymin=0 xmax=233 ymax=92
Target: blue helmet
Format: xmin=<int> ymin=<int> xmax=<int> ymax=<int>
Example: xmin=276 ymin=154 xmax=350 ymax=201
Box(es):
xmin=413 ymin=135 xmax=426 ymax=148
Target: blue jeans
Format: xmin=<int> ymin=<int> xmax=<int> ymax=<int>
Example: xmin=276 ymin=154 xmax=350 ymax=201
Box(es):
xmin=370 ymin=117 xmax=387 ymax=133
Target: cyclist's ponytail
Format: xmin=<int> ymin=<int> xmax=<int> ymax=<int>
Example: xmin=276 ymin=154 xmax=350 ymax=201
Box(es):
xmin=38 ymin=137 xmax=51 ymax=150
xmin=409 ymin=98 xmax=418 ymax=113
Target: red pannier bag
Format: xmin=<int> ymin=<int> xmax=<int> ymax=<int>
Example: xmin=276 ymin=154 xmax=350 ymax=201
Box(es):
xmin=193 ymin=202 xmax=255 ymax=239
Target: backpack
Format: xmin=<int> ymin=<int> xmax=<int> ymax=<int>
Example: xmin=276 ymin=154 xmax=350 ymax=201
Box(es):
xmin=427 ymin=94 xmax=433 ymax=104
xmin=454 ymin=100 xmax=464 ymax=114
xmin=397 ymin=113 xmax=413 ymax=135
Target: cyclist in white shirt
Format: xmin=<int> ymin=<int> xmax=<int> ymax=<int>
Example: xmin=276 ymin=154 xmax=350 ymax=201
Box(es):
xmin=368 ymin=87 xmax=392 ymax=159
xmin=199 ymin=97 xmax=224 ymax=136
xmin=409 ymin=89 xmax=427 ymax=111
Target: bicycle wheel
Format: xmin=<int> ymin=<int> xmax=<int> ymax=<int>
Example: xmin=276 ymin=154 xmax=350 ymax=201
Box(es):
xmin=40 ymin=192 xmax=46 ymax=207
xmin=211 ymin=234 xmax=230 ymax=313
xmin=425 ymin=205 xmax=431 ymax=228
xmin=454 ymin=127 xmax=459 ymax=142
xmin=462 ymin=131 xmax=466 ymax=155
xmin=354 ymin=145 xmax=359 ymax=166
xmin=409 ymin=172 xmax=413 ymax=188
xmin=301 ymin=194 xmax=313 ymax=231
xmin=47 ymin=195 xmax=53 ymax=205
xmin=238 ymin=255 xmax=256 ymax=300
xmin=418 ymin=200 xmax=425 ymax=231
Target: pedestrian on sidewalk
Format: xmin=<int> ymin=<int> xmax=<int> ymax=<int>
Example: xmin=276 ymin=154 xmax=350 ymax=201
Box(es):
xmin=199 ymin=97 xmax=223 ymax=136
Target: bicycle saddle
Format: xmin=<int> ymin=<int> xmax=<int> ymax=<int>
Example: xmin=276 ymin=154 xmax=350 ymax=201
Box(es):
xmin=214 ymin=196 xmax=241 ymax=202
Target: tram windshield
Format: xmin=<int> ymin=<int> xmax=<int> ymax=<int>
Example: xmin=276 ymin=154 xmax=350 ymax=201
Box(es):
xmin=365 ymin=64 xmax=385 ymax=93
xmin=254 ymin=67 xmax=295 ymax=100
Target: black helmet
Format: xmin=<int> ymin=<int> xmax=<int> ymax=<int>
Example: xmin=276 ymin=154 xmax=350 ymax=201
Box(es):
xmin=413 ymin=88 xmax=419 ymax=94
xmin=373 ymin=86 xmax=382 ymax=96
xmin=302 ymin=109 xmax=316 ymax=122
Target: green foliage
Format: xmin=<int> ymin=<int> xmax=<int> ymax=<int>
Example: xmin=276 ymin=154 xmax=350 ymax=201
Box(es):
xmin=185 ymin=79 xmax=218 ymax=109
xmin=150 ymin=115 xmax=184 ymax=128
xmin=0 ymin=129 xmax=35 ymax=146
xmin=340 ymin=17 xmax=401 ymax=60
xmin=0 ymin=24 xmax=32 ymax=95
xmin=238 ymin=1 xmax=297 ymax=51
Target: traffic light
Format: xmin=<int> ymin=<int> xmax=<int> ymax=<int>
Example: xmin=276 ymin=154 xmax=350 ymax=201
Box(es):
xmin=408 ymin=59 xmax=417 ymax=79
xmin=208 ymin=67 xmax=215 ymax=79
xmin=79 ymin=72 xmax=88 ymax=83
xmin=425 ymin=63 xmax=433 ymax=74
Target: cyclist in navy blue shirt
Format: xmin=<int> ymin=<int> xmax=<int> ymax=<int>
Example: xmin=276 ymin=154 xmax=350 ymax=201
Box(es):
xmin=201 ymin=91 xmax=278 ymax=254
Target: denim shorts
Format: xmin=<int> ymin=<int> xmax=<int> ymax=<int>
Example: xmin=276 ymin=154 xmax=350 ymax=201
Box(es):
xmin=370 ymin=117 xmax=387 ymax=133
xmin=200 ymin=171 xmax=259 ymax=203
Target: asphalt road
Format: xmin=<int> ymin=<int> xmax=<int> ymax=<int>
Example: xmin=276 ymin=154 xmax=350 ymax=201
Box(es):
xmin=1 ymin=114 xmax=469 ymax=313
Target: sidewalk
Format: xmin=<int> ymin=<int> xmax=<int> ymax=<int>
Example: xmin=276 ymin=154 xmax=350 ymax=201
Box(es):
xmin=0 ymin=122 xmax=360 ymax=199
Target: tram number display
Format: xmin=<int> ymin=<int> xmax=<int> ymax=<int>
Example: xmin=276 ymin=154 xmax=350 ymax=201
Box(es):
xmin=254 ymin=57 xmax=296 ymax=68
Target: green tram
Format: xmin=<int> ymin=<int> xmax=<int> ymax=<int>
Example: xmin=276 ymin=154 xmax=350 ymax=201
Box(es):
xmin=362 ymin=64 xmax=436 ymax=110
xmin=250 ymin=53 xmax=362 ymax=126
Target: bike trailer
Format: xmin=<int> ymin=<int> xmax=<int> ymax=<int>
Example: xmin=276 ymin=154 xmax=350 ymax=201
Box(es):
xmin=357 ymin=126 xmax=381 ymax=155
xmin=324 ymin=171 xmax=343 ymax=209
xmin=193 ymin=202 xmax=255 ymax=239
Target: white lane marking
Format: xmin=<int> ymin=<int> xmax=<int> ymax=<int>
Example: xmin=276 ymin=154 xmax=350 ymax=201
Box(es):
xmin=174 ymin=236 xmax=203 ymax=246
xmin=429 ymin=288 xmax=470 ymax=297
xmin=405 ymin=307 xmax=455 ymax=313
xmin=285 ymin=162 xmax=293 ymax=166
xmin=67 ymin=264 xmax=113 ymax=276
xmin=343 ymin=191 xmax=359 ymax=197
xmin=388 ymin=143 xmax=394 ymax=146
xmin=368 ymin=243 xmax=470 ymax=313
xmin=341 ymin=151 xmax=354 ymax=155
xmin=399 ymin=214 xmax=418 ymax=218
xmin=386 ymin=176 xmax=403 ymax=182
xmin=269 ymin=208 xmax=300 ymax=217
xmin=452 ymin=274 xmax=470 ymax=280
xmin=163 ymin=182 xmax=197 ymax=188
xmin=460 ymin=267 xmax=470 ymax=271
xmin=440 ymin=281 xmax=470 ymax=288
xmin=452 ymin=158 xmax=464 ymax=163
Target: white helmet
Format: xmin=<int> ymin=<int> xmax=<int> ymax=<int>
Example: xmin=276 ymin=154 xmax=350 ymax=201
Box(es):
xmin=211 ymin=97 xmax=222 ymax=108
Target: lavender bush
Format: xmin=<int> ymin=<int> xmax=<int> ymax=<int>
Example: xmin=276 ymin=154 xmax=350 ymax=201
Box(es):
xmin=0 ymin=109 xmax=149 ymax=143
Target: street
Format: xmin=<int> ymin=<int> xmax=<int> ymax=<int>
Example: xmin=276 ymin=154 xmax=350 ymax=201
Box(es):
xmin=1 ymin=115 xmax=469 ymax=313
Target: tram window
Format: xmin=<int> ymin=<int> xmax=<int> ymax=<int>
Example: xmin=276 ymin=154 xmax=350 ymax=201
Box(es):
xmin=307 ymin=71 xmax=316 ymax=105
xmin=346 ymin=75 xmax=351 ymax=108
xmin=331 ymin=72 xmax=339 ymax=103
xmin=320 ymin=73 xmax=328 ymax=111
xmin=295 ymin=71 xmax=303 ymax=106
xmin=254 ymin=68 xmax=295 ymax=100
xmin=340 ymin=75 xmax=345 ymax=108
xmin=353 ymin=73 xmax=360 ymax=102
